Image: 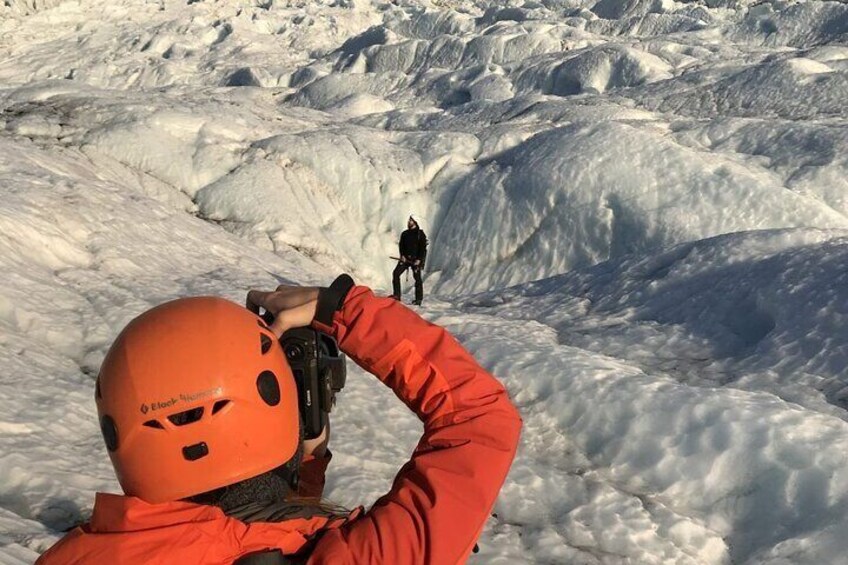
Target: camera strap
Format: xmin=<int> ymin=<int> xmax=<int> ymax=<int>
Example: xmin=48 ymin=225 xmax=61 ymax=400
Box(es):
xmin=314 ymin=274 xmax=355 ymax=329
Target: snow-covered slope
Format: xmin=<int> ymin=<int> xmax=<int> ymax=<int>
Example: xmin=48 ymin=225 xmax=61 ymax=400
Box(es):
xmin=3 ymin=0 xmax=847 ymax=292
xmin=447 ymin=230 xmax=848 ymax=563
xmin=2 ymin=0 xmax=848 ymax=563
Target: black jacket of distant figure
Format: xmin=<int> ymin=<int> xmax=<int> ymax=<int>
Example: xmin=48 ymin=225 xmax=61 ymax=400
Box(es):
xmin=399 ymin=228 xmax=428 ymax=267
xmin=393 ymin=221 xmax=428 ymax=304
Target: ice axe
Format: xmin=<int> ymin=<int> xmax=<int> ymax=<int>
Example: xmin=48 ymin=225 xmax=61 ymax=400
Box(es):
xmin=390 ymin=256 xmax=417 ymax=281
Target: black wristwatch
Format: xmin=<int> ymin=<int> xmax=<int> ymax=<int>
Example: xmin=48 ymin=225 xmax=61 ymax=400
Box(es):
xmin=314 ymin=274 xmax=355 ymax=327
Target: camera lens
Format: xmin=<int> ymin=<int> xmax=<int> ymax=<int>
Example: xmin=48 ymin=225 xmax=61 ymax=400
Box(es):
xmin=285 ymin=344 xmax=304 ymax=361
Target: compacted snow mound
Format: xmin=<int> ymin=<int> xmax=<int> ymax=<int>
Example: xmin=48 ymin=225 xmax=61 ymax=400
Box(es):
xmin=645 ymin=52 xmax=848 ymax=120
xmin=431 ymin=121 xmax=848 ymax=294
xmin=514 ymin=44 xmax=674 ymax=95
xmin=452 ymin=229 xmax=848 ymax=563
xmin=2 ymin=0 xmax=68 ymax=16
xmin=733 ymin=0 xmax=848 ymax=47
xmin=466 ymin=229 xmax=848 ymax=416
xmin=452 ymin=309 xmax=848 ymax=564
xmin=673 ymin=116 xmax=848 ymax=218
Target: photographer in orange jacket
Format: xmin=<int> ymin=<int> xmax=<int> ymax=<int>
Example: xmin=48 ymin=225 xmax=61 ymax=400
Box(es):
xmin=38 ymin=275 xmax=522 ymax=564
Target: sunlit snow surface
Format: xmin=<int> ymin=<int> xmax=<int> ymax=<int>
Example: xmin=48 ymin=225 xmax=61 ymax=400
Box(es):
xmin=1 ymin=0 xmax=848 ymax=563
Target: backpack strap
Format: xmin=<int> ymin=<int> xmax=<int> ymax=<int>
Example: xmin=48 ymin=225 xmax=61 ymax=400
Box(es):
xmin=234 ymin=549 xmax=303 ymax=565
xmin=232 ymin=530 xmax=325 ymax=565
xmin=229 ymin=505 xmax=362 ymax=565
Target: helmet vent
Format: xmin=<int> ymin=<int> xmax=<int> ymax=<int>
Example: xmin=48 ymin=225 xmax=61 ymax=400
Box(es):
xmin=167 ymin=407 xmax=204 ymax=426
xmin=260 ymin=333 xmax=273 ymax=354
xmin=257 ymin=371 xmax=281 ymax=406
xmin=143 ymin=419 xmax=165 ymax=429
xmin=212 ymin=399 xmax=231 ymax=415
xmin=182 ymin=442 xmax=209 ymax=462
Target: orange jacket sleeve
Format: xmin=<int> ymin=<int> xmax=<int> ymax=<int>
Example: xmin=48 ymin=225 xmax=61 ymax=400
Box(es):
xmin=309 ymin=286 xmax=522 ymax=564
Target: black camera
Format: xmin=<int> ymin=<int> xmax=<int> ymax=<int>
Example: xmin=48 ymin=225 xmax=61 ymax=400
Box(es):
xmin=278 ymin=327 xmax=347 ymax=440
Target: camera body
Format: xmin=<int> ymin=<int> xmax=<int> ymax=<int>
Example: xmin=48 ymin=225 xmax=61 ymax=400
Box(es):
xmin=279 ymin=328 xmax=347 ymax=440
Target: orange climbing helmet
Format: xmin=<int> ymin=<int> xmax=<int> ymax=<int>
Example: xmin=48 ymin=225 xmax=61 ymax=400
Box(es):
xmin=95 ymin=297 xmax=300 ymax=504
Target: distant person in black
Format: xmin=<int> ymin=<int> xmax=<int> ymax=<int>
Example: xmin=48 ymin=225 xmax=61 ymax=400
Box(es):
xmin=392 ymin=216 xmax=428 ymax=306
